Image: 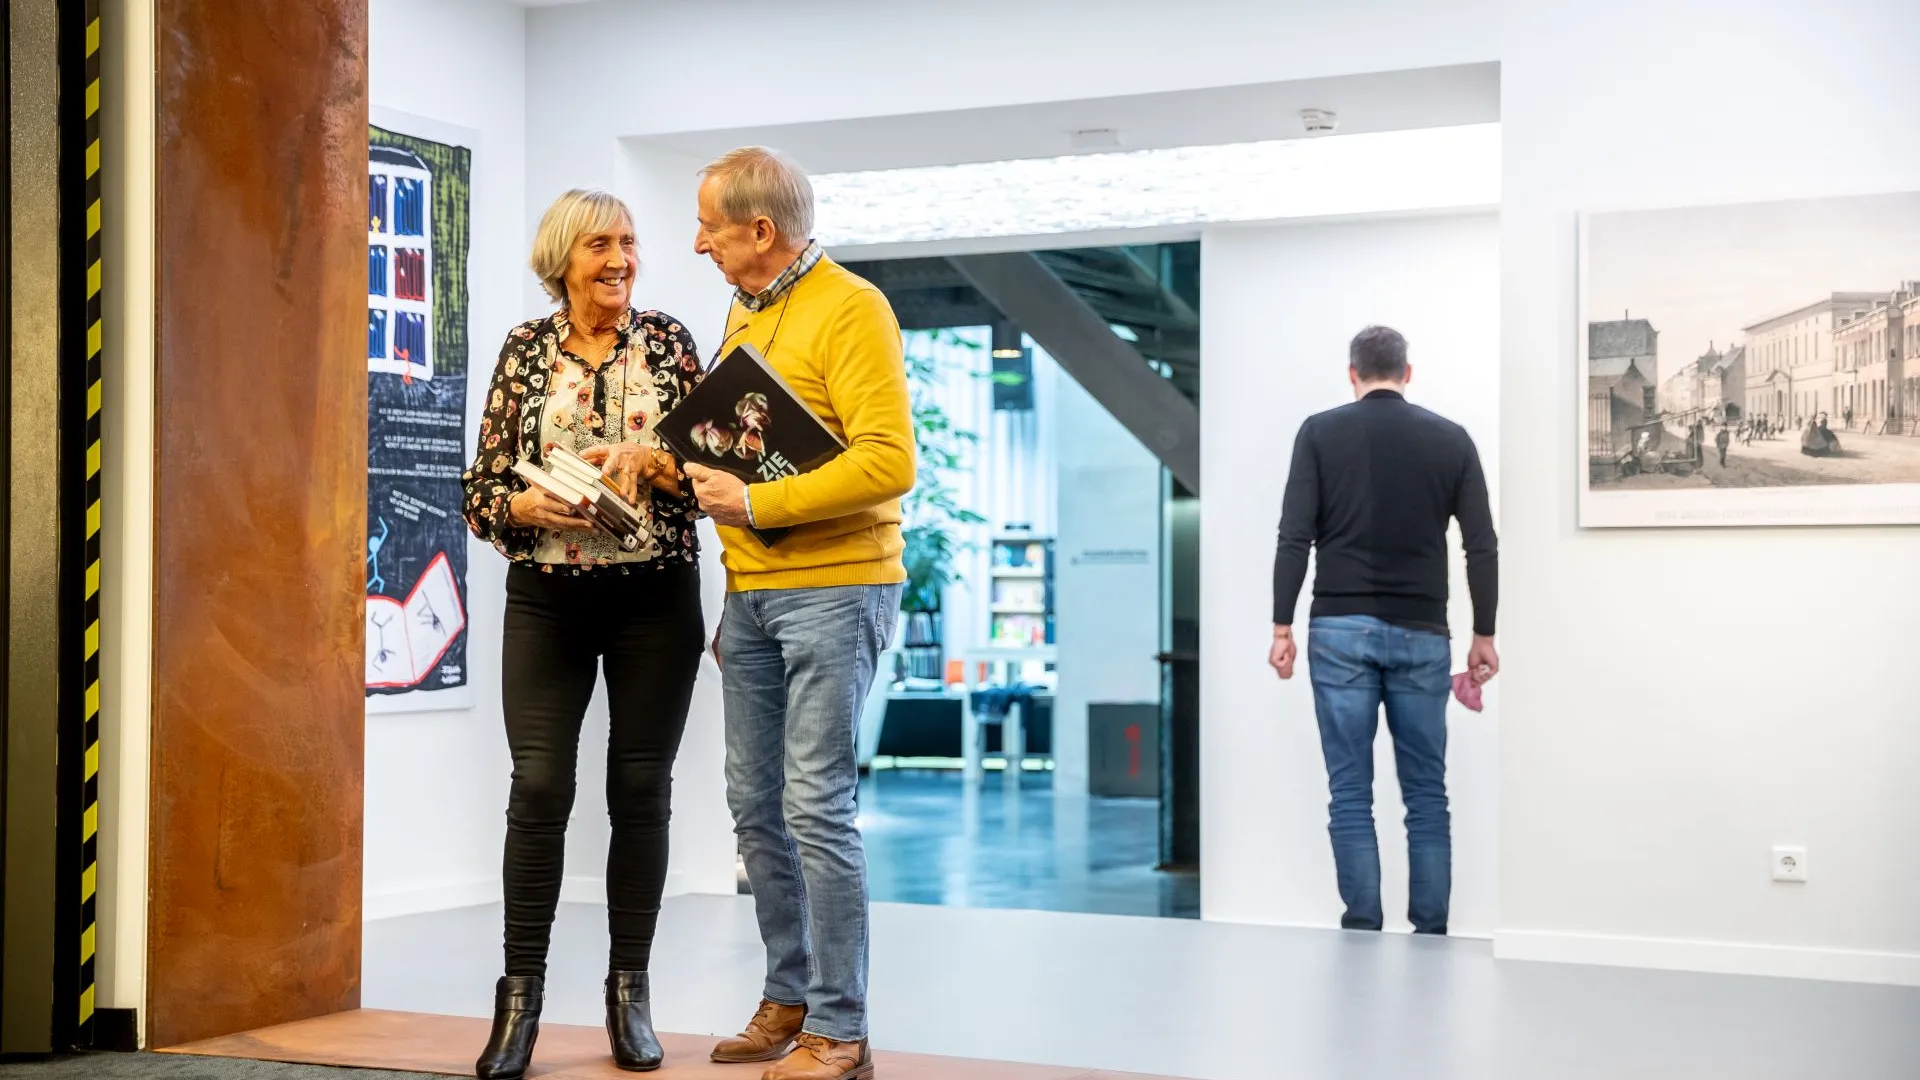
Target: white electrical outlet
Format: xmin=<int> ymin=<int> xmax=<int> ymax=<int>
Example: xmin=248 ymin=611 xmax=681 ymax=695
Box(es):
xmin=1772 ymin=845 xmax=1809 ymax=883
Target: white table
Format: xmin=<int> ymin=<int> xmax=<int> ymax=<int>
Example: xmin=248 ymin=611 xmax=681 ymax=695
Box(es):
xmin=958 ymin=646 xmax=1057 ymax=781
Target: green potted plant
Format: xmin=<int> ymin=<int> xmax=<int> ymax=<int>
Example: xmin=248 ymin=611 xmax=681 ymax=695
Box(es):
xmin=896 ymin=330 xmax=994 ymax=679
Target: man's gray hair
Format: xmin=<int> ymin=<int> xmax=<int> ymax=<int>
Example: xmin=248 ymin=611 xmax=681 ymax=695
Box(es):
xmin=700 ymin=146 xmax=814 ymax=246
xmin=530 ymin=188 xmax=633 ymax=304
xmin=1350 ymin=325 xmax=1409 ymax=382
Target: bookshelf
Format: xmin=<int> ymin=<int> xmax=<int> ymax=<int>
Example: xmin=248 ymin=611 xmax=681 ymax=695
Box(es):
xmin=900 ymin=609 xmax=944 ymax=681
xmin=988 ymin=535 xmax=1054 ymax=649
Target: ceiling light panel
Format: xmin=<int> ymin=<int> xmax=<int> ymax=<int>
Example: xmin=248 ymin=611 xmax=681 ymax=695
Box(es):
xmin=813 ymin=123 xmax=1499 ymax=247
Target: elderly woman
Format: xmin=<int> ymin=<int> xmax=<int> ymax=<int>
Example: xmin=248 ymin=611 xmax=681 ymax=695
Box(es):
xmin=461 ymin=189 xmax=704 ymax=1079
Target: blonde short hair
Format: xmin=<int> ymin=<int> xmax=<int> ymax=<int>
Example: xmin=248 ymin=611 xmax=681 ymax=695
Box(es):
xmin=530 ymin=188 xmax=634 ymax=303
xmin=699 ymin=146 xmax=814 ymax=246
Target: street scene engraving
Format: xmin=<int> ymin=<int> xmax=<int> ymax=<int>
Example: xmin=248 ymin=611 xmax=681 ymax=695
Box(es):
xmin=1582 ymin=191 xmax=1920 ymax=523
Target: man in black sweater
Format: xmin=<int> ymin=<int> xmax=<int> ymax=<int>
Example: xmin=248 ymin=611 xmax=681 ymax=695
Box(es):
xmin=1269 ymin=325 xmax=1498 ymax=935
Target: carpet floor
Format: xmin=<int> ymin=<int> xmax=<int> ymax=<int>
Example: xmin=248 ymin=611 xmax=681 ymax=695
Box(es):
xmin=0 ymin=1053 xmax=427 ymax=1079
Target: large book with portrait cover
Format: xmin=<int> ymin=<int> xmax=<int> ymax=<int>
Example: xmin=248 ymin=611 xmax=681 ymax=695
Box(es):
xmin=655 ymin=343 xmax=845 ymax=546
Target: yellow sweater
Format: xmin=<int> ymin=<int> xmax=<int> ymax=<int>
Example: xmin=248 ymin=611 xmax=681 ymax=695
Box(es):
xmin=719 ymin=257 xmax=915 ymax=592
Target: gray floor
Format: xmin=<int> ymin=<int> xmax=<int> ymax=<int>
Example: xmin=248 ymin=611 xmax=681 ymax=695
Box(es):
xmin=0 ymin=1055 xmax=422 ymax=1079
xmin=366 ymin=894 xmax=1920 ymax=1080
xmin=860 ymin=768 xmax=1199 ymax=918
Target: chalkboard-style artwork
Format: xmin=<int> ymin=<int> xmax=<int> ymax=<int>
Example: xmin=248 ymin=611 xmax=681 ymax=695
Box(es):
xmin=366 ymin=552 xmax=468 ymax=691
xmin=654 ymin=343 xmax=844 ymax=546
xmin=367 ymin=122 xmax=473 ymax=711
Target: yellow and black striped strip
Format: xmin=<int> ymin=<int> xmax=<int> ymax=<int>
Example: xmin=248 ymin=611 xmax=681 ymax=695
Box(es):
xmin=79 ymin=0 xmax=103 ymax=1041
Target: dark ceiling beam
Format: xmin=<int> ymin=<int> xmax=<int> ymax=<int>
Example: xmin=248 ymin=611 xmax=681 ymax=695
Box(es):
xmin=949 ymin=252 xmax=1200 ymax=492
xmin=843 ymin=258 xmax=971 ymax=291
xmin=852 ymin=253 xmax=1201 ymax=330
xmin=1037 ymin=261 xmax=1161 ymax=295
xmin=1119 ymin=248 xmax=1201 ymax=325
xmin=891 ymin=297 xmax=1004 ymax=332
xmin=1100 ymin=304 xmax=1199 ymax=332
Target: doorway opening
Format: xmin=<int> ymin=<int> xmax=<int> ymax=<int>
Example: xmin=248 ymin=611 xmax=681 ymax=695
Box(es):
xmin=843 ymin=242 xmax=1203 ymax=919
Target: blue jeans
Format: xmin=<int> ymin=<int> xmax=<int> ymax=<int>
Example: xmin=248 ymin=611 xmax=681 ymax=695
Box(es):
xmin=721 ymin=583 xmax=899 ymax=1042
xmin=1307 ymin=614 xmax=1453 ymax=935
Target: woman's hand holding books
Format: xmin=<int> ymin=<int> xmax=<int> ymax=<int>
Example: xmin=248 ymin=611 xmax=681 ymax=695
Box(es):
xmin=508 ymin=488 xmax=592 ymax=531
xmin=509 ymin=447 xmax=648 ymax=551
xmin=581 ymin=443 xmax=681 ymax=505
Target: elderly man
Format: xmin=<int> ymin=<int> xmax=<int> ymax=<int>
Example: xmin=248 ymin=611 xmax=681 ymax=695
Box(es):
xmin=685 ymin=146 xmax=913 ymax=1080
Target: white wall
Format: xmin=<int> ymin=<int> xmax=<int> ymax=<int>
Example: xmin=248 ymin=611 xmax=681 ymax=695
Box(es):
xmin=608 ymin=142 xmax=736 ymax=897
xmin=364 ymin=0 xmax=750 ymax=918
xmin=1201 ymin=213 xmax=1501 ymax=935
xmin=1052 ymin=362 xmax=1165 ymax=796
xmin=1497 ymin=0 xmax=1920 ymax=984
xmin=529 ymin=0 xmax=1497 ymax=138
xmin=365 ymin=3 xmax=740 ymax=913
xmin=364 ymin=0 xmax=528 ymax=918
xmin=98 ymin=0 xmax=157 ymax=1030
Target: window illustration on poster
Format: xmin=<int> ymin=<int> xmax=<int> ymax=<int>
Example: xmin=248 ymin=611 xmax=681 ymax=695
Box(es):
xmin=366 ymin=118 xmax=473 ymax=712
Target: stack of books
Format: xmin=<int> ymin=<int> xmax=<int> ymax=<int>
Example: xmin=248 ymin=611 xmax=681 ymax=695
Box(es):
xmin=511 ymin=445 xmax=644 ymax=551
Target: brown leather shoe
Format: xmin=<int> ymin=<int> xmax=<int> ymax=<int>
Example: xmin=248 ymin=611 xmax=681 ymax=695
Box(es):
xmin=762 ymin=1034 xmax=873 ymax=1080
xmin=710 ymin=999 xmax=807 ymax=1064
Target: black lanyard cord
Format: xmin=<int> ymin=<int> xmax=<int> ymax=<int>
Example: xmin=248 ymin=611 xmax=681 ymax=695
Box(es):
xmin=710 ymin=283 xmax=796 ymax=372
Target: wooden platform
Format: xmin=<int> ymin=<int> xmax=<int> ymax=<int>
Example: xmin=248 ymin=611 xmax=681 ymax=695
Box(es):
xmin=159 ymin=1008 xmax=1187 ymax=1079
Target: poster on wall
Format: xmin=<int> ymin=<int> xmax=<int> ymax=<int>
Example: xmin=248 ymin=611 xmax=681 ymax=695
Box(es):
xmin=365 ymin=116 xmax=474 ymax=712
xmin=1579 ymin=190 xmax=1920 ymax=528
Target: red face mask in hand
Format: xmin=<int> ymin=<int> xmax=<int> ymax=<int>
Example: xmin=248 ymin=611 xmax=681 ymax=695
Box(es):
xmin=1451 ymin=671 xmax=1484 ymax=713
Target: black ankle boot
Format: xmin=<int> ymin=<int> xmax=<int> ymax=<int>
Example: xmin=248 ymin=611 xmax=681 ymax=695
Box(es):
xmin=475 ymin=975 xmax=542 ymax=1080
xmin=606 ymin=970 xmax=663 ymax=1071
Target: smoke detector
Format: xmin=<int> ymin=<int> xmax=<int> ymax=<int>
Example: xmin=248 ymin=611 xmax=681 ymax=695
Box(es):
xmin=1069 ymin=127 xmax=1123 ymax=151
xmin=1300 ymin=108 xmax=1338 ymax=136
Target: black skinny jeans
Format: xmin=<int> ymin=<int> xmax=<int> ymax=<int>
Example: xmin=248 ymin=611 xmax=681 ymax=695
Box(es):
xmin=500 ymin=562 xmax=703 ymax=979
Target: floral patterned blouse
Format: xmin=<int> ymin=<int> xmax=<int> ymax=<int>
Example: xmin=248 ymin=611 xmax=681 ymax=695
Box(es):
xmin=461 ymin=307 xmax=702 ymax=573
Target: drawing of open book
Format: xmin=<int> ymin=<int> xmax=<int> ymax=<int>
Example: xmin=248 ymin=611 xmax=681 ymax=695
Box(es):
xmin=366 ymin=550 xmax=467 ymax=690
